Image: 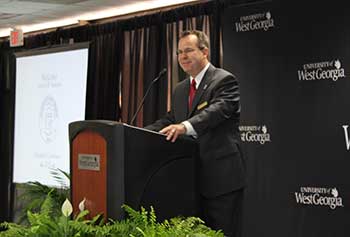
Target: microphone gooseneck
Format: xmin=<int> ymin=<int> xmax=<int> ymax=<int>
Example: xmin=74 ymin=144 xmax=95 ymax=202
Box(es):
xmin=130 ymin=68 xmax=167 ymax=126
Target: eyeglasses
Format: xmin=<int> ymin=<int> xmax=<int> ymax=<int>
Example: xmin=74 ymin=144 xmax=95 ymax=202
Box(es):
xmin=176 ymin=47 xmax=204 ymax=56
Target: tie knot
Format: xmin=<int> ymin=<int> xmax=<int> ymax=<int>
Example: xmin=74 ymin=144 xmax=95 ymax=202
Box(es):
xmin=191 ymin=79 xmax=196 ymax=89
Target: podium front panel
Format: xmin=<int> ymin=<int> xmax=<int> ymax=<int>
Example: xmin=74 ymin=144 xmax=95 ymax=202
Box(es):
xmin=72 ymin=130 xmax=107 ymax=219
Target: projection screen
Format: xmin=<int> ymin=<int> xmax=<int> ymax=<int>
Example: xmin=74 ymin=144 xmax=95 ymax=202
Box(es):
xmin=13 ymin=43 xmax=89 ymax=187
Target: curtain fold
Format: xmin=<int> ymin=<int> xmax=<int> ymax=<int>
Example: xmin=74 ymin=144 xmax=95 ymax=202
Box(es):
xmin=0 ymin=51 xmax=16 ymax=222
xmin=85 ymin=30 xmax=121 ymax=120
xmin=120 ymin=24 xmax=168 ymax=126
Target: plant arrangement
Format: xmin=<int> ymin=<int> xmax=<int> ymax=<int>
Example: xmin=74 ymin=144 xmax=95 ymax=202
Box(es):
xmin=0 ymin=169 xmax=224 ymax=237
xmin=0 ymin=194 xmax=224 ymax=237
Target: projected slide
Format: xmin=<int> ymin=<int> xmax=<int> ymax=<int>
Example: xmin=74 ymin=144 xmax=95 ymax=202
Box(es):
xmin=13 ymin=44 xmax=89 ymax=187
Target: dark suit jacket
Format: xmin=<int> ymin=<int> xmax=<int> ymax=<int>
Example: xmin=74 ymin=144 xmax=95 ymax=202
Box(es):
xmin=146 ymin=64 xmax=246 ymax=198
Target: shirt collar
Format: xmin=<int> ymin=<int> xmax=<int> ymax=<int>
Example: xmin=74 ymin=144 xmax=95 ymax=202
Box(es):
xmin=190 ymin=63 xmax=210 ymax=89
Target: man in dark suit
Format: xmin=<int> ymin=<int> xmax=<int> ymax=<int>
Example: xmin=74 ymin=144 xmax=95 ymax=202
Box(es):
xmin=145 ymin=30 xmax=245 ymax=237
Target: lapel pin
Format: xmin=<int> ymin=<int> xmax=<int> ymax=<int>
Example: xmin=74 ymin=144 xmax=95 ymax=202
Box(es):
xmin=197 ymin=101 xmax=208 ymax=110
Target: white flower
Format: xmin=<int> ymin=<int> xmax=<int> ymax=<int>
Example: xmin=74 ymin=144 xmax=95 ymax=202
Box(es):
xmin=61 ymin=198 xmax=73 ymax=217
xmin=78 ymin=198 xmax=86 ymax=212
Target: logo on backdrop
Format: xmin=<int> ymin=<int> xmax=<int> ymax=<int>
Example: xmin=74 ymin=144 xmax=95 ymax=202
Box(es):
xmin=239 ymin=125 xmax=271 ymax=144
xmin=39 ymin=95 xmax=58 ymax=143
xmin=294 ymin=186 xmax=344 ymax=209
xmin=235 ymin=11 xmax=274 ymax=32
xmin=343 ymin=125 xmax=350 ymax=150
xmin=298 ymin=59 xmax=346 ymax=82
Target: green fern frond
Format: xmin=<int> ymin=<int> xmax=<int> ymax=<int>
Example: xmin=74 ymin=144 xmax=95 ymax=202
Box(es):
xmin=149 ymin=206 xmax=157 ymax=225
xmin=49 ymin=168 xmax=70 ymax=188
xmin=74 ymin=210 xmax=89 ymax=221
xmin=40 ymin=192 xmax=55 ymax=216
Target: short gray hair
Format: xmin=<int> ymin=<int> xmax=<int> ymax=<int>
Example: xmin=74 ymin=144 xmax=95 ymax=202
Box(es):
xmin=180 ymin=30 xmax=210 ymax=50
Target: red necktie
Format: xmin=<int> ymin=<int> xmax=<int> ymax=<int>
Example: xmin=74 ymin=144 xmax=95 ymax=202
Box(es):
xmin=188 ymin=79 xmax=196 ymax=109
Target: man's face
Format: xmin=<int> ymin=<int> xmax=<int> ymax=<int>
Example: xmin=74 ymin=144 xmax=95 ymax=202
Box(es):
xmin=177 ymin=34 xmax=208 ymax=78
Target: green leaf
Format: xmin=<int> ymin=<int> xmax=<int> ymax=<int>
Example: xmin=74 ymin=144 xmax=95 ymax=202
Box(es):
xmin=74 ymin=210 xmax=89 ymax=221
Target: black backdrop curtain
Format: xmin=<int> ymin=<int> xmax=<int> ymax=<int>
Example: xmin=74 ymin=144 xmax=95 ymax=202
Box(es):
xmin=0 ymin=0 xmax=238 ymax=222
xmin=85 ymin=28 xmax=121 ymax=120
xmin=0 ymin=49 xmax=15 ymax=223
xmin=121 ymin=24 xmax=167 ymax=126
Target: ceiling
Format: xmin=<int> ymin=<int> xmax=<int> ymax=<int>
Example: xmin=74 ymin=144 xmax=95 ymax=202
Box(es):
xmin=0 ymin=0 xmax=199 ymax=37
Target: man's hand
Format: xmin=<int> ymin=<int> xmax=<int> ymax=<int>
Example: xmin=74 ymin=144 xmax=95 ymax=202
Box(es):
xmin=159 ymin=123 xmax=186 ymax=142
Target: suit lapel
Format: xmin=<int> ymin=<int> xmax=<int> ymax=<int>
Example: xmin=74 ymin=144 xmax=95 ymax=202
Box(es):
xmin=188 ymin=65 xmax=215 ymax=117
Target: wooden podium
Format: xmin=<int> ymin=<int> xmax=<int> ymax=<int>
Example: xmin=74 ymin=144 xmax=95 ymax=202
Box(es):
xmin=69 ymin=120 xmax=199 ymax=221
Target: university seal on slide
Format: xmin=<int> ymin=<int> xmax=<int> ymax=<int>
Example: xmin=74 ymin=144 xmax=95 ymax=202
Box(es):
xmin=39 ymin=95 xmax=58 ymax=143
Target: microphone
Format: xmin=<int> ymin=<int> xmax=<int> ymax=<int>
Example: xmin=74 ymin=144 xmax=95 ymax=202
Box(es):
xmin=130 ymin=68 xmax=167 ymax=126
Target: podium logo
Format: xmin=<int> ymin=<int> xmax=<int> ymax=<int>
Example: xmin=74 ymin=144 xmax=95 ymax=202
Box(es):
xmin=295 ymin=186 xmax=344 ymax=210
xmin=239 ymin=125 xmax=271 ymax=144
xmin=235 ymin=11 xmax=274 ymax=32
xmin=343 ymin=125 xmax=350 ymax=150
xmin=298 ymin=59 xmax=346 ymax=82
xmin=39 ymin=95 xmax=58 ymax=143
